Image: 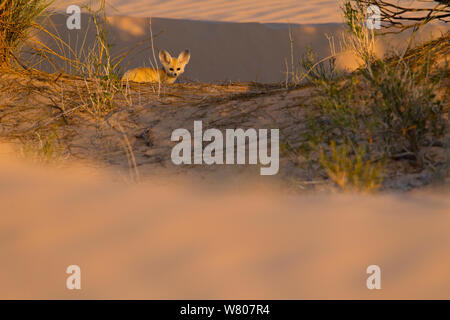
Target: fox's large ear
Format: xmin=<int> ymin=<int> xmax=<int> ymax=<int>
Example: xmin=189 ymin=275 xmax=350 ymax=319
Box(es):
xmin=159 ymin=50 xmax=172 ymax=66
xmin=178 ymin=50 xmax=191 ymax=65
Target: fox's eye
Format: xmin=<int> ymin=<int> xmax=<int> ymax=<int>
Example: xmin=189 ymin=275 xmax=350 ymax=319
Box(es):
xmin=169 ymin=68 xmax=174 ymax=71
xmin=177 ymin=68 xmax=181 ymax=71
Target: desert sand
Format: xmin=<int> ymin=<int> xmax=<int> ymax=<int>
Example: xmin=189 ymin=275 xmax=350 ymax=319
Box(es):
xmin=53 ymin=0 xmax=344 ymax=24
xmin=34 ymin=1 xmax=448 ymax=83
xmin=0 ymin=146 xmax=449 ymax=299
xmin=1 ymin=0 xmax=448 ymax=300
xmin=52 ymin=0 xmax=443 ymax=24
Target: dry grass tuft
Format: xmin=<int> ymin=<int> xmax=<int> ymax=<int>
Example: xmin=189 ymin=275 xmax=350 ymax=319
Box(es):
xmin=0 ymin=0 xmax=53 ymax=68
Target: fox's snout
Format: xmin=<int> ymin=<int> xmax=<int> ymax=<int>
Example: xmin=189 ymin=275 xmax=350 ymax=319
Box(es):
xmin=167 ymin=70 xmax=178 ymax=77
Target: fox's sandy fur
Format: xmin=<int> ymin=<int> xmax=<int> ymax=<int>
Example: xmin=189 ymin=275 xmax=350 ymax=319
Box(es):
xmin=122 ymin=49 xmax=191 ymax=84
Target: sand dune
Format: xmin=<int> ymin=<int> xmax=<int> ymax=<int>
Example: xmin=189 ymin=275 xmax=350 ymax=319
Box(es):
xmin=34 ymin=13 xmax=346 ymax=82
xmin=54 ymin=0 xmax=446 ymax=24
xmin=52 ymin=0 xmax=446 ymax=24
xmin=35 ymin=1 xmax=448 ymax=82
xmin=0 ymin=146 xmax=449 ymax=299
xmin=32 ymin=12 xmax=447 ymax=83
xmin=53 ymin=0 xmax=344 ymax=24
xmin=2 ymin=0 xmax=449 ymax=301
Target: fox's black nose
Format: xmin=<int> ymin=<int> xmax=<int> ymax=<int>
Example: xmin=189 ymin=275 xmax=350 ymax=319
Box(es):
xmin=174 ymin=73 xmax=177 ymax=76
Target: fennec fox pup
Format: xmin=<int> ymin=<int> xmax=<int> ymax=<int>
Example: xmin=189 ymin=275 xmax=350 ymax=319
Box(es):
xmin=122 ymin=49 xmax=191 ymax=84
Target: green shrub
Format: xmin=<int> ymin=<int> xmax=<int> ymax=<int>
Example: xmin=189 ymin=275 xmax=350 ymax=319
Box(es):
xmin=363 ymin=59 xmax=446 ymax=165
xmin=320 ymin=141 xmax=384 ymax=192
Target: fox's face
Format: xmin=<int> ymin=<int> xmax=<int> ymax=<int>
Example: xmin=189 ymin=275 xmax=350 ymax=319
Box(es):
xmin=159 ymin=49 xmax=191 ymax=78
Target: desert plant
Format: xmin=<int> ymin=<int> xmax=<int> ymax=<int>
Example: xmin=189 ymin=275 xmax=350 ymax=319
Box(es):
xmin=355 ymin=0 xmax=450 ymax=33
xmin=285 ymin=33 xmax=340 ymax=87
xmin=299 ymin=45 xmax=338 ymax=83
xmin=20 ymin=126 xmax=66 ymax=164
xmin=310 ymin=76 xmax=370 ymax=146
xmin=362 ymin=58 xmax=446 ymax=164
xmin=320 ymin=141 xmax=384 ymax=192
xmin=76 ymin=0 xmax=123 ymax=116
xmin=299 ymin=0 xmax=447 ymax=192
xmin=341 ymin=0 xmax=447 ymax=165
xmin=0 ymin=0 xmax=53 ymax=68
xmin=341 ymin=0 xmax=377 ymax=66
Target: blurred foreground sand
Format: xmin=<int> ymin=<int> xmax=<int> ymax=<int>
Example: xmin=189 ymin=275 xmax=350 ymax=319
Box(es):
xmin=0 ymin=144 xmax=449 ymax=299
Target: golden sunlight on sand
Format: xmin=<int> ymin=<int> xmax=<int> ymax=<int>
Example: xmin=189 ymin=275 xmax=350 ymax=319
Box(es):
xmin=0 ymin=145 xmax=449 ymax=299
xmin=53 ymin=0 xmax=343 ymax=24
